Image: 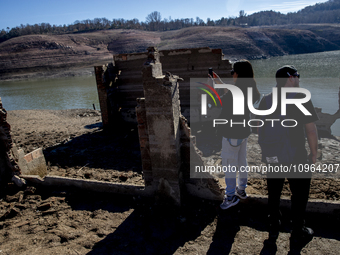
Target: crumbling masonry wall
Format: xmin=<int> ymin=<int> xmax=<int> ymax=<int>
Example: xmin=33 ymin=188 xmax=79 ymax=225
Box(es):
xmin=135 ymin=48 xmax=223 ymax=205
xmin=95 ymin=47 xmax=233 ymax=129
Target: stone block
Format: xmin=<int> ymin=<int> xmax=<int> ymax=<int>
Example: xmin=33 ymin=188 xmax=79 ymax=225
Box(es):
xmin=23 ymin=153 xmax=33 ymax=163
xmin=18 ymin=148 xmax=47 ymax=177
xmin=32 ymin=148 xmax=43 ymax=159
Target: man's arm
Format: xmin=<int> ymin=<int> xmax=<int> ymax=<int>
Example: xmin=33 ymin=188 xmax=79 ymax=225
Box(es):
xmin=305 ymin=122 xmax=318 ymax=164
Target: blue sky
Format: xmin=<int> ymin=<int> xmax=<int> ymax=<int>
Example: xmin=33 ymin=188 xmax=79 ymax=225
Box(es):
xmin=0 ymin=0 xmax=329 ymax=30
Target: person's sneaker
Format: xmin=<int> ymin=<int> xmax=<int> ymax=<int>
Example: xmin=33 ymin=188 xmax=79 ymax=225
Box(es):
xmin=236 ymin=187 xmax=247 ymax=199
xmin=290 ymin=226 xmax=314 ymax=244
xmin=220 ymin=195 xmax=240 ymax=210
xmin=290 ymin=226 xmax=314 ymax=251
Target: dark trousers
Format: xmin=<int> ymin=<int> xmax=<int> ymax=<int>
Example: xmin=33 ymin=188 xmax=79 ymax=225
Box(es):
xmin=267 ymin=177 xmax=311 ymax=230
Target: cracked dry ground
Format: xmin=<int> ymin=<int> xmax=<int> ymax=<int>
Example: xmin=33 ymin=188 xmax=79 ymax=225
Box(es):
xmin=0 ymin=109 xmax=339 ymax=254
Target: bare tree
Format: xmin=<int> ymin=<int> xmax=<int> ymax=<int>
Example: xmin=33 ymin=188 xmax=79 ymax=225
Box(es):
xmin=146 ymin=11 xmax=162 ymax=30
xmin=239 ymin=10 xmax=247 ymax=25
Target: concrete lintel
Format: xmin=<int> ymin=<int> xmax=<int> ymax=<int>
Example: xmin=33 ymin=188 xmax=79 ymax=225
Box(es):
xmin=21 ymin=175 xmax=155 ymax=197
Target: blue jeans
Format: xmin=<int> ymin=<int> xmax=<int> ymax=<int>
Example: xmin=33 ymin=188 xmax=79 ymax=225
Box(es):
xmin=221 ymin=137 xmax=248 ymax=197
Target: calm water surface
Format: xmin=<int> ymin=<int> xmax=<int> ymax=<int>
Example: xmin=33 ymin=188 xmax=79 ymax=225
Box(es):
xmin=0 ymin=76 xmax=100 ymax=111
xmin=0 ymin=50 xmax=340 ymax=135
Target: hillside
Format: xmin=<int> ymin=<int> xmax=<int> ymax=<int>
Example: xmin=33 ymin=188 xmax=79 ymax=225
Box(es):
xmin=1 ymin=25 xmax=339 ymax=81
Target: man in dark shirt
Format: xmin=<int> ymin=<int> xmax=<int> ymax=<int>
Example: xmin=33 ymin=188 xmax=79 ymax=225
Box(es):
xmin=258 ymin=65 xmax=319 ymax=246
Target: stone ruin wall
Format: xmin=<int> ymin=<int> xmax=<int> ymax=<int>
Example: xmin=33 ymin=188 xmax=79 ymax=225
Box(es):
xmin=94 ymin=47 xmax=233 ymax=204
xmin=96 ymin=47 xmax=233 ymax=128
xmin=0 ymin=98 xmax=47 ymax=188
xmin=133 ymin=47 xmax=223 ymax=205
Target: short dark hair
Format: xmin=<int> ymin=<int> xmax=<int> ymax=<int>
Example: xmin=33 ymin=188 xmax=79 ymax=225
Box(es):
xmin=276 ymin=65 xmax=298 ymax=87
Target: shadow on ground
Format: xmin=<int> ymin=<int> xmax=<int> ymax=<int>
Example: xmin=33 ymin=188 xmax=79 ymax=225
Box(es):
xmin=43 ymin=125 xmax=142 ymax=173
xmin=2 ymin=184 xmax=339 ymax=255
xmin=84 ymin=194 xmax=340 ymax=255
xmin=85 ymin=193 xmax=219 ymax=255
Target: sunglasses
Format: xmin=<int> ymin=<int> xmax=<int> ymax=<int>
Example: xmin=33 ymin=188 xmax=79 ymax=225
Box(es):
xmin=287 ymin=72 xmax=300 ymax=78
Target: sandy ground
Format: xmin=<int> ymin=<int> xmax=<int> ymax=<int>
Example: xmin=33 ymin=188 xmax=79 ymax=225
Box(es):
xmin=0 ymin=109 xmax=339 ymax=254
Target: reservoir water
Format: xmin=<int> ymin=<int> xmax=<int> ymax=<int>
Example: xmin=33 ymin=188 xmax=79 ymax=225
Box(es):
xmin=0 ymin=50 xmax=339 ymax=135
xmin=0 ymin=76 xmax=100 ymax=111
